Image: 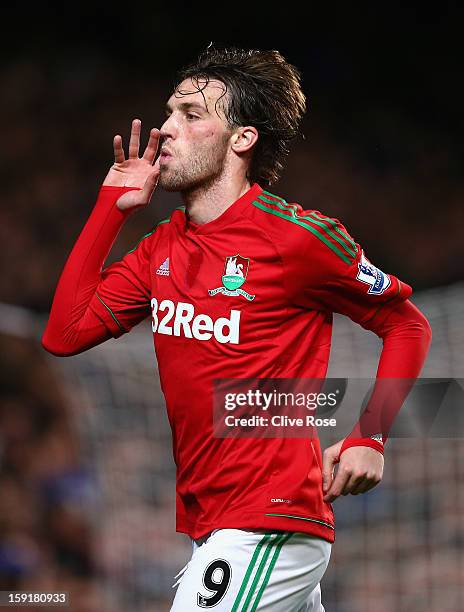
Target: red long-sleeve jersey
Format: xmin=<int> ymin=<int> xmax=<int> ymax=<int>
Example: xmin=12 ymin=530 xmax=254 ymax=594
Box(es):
xmin=43 ymin=183 xmax=432 ymax=542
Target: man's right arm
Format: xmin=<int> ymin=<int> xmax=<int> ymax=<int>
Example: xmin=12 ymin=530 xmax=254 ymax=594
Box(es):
xmin=42 ymin=119 xmax=161 ymax=356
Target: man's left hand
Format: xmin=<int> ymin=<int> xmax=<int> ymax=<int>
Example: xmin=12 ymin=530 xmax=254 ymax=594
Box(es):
xmin=322 ymin=440 xmax=384 ymax=503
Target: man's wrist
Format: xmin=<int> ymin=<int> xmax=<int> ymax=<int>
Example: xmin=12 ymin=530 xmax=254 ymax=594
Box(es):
xmin=339 ymin=435 xmax=385 ymax=457
xmin=97 ymin=185 xmax=141 ymax=216
xmin=99 ymin=185 xmax=141 ymax=193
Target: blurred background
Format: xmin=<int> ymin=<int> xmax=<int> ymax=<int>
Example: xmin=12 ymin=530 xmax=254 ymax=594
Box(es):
xmin=0 ymin=4 xmax=463 ymax=611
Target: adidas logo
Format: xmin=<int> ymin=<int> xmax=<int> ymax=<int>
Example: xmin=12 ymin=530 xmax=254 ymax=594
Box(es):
xmin=156 ymin=257 xmax=170 ymax=276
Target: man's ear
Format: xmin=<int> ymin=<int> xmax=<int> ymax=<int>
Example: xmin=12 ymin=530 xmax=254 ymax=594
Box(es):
xmin=231 ymin=126 xmax=259 ymax=153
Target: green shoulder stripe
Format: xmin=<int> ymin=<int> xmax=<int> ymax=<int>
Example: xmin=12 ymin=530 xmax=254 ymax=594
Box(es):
xmin=252 ymin=199 xmax=353 ymax=265
xmin=263 ymin=190 xmax=357 ymax=252
xmin=305 ymin=210 xmax=357 ymax=254
xmin=126 ymin=228 xmax=157 ymax=255
xmin=260 ymin=192 xmax=357 ymax=259
xmin=126 ymin=207 xmax=185 ymax=255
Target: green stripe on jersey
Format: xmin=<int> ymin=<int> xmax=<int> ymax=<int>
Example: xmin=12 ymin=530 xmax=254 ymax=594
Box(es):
xmin=263 ymin=190 xmax=357 ymax=255
xmin=259 ymin=193 xmax=357 ymax=259
xmin=95 ymin=293 xmax=124 ymax=332
xmin=126 ymin=229 xmax=157 ymax=255
xmin=252 ymin=200 xmax=353 ymax=265
xmin=125 ymin=208 xmax=183 ymax=255
xmin=265 ymin=513 xmax=335 ymax=530
xmin=307 ymin=211 xmax=357 ymax=254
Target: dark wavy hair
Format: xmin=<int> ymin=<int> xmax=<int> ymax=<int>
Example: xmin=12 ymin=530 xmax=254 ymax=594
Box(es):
xmin=174 ymin=45 xmax=307 ymax=186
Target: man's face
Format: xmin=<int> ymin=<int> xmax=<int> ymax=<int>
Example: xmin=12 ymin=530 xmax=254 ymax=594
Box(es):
xmin=158 ymin=78 xmax=234 ymax=191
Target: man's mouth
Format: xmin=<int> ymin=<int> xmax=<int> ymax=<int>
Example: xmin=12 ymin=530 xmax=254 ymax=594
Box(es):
xmin=160 ymin=148 xmax=172 ymax=162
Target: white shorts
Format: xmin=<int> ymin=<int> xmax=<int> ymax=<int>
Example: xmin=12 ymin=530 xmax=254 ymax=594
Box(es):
xmin=171 ymin=529 xmax=331 ymax=611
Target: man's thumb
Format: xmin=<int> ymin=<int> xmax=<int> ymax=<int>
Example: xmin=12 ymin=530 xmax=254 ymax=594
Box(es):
xmin=322 ymin=451 xmax=337 ymax=493
xmin=141 ymin=167 xmax=160 ymax=201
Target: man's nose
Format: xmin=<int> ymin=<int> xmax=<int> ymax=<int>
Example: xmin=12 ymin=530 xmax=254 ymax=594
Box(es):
xmin=160 ymin=114 xmax=177 ymax=140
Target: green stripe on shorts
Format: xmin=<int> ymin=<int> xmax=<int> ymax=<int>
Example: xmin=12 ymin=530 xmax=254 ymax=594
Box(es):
xmin=250 ymin=533 xmax=293 ymax=611
xmin=232 ymin=533 xmax=291 ymax=612
xmin=231 ymin=534 xmax=272 ymax=612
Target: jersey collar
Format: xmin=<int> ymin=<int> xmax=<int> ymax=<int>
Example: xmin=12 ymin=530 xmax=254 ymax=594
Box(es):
xmin=185 ymin=183 xmax=263 ymax=235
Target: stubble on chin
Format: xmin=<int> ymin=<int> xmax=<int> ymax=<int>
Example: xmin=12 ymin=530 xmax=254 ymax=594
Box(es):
xmin=159 ymin=135 xmax=231 ymax=193
xmin=158 ymin=167 xmax=188 ymax=192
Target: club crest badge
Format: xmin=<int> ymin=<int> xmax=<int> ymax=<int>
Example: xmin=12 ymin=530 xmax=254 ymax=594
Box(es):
xmin=356 ymin=251 xmax=391 ymax=295
xmin=208 ymin=255 xmax=256 ymax=301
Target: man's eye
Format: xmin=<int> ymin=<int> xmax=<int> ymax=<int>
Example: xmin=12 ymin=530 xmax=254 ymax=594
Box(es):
xmin=187 ymin=113 xmax=200 ymax=120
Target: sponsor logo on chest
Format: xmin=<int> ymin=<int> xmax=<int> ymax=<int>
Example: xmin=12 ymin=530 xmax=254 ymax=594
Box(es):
xmin=151 ymin=298 xmax=240 ymax=344
xmin=152 ymin=253 xmax=258 ymax=344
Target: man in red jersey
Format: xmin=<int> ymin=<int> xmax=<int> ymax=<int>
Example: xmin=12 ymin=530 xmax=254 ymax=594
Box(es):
xmin=43 ymin=47 xmax=431 ymax=610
